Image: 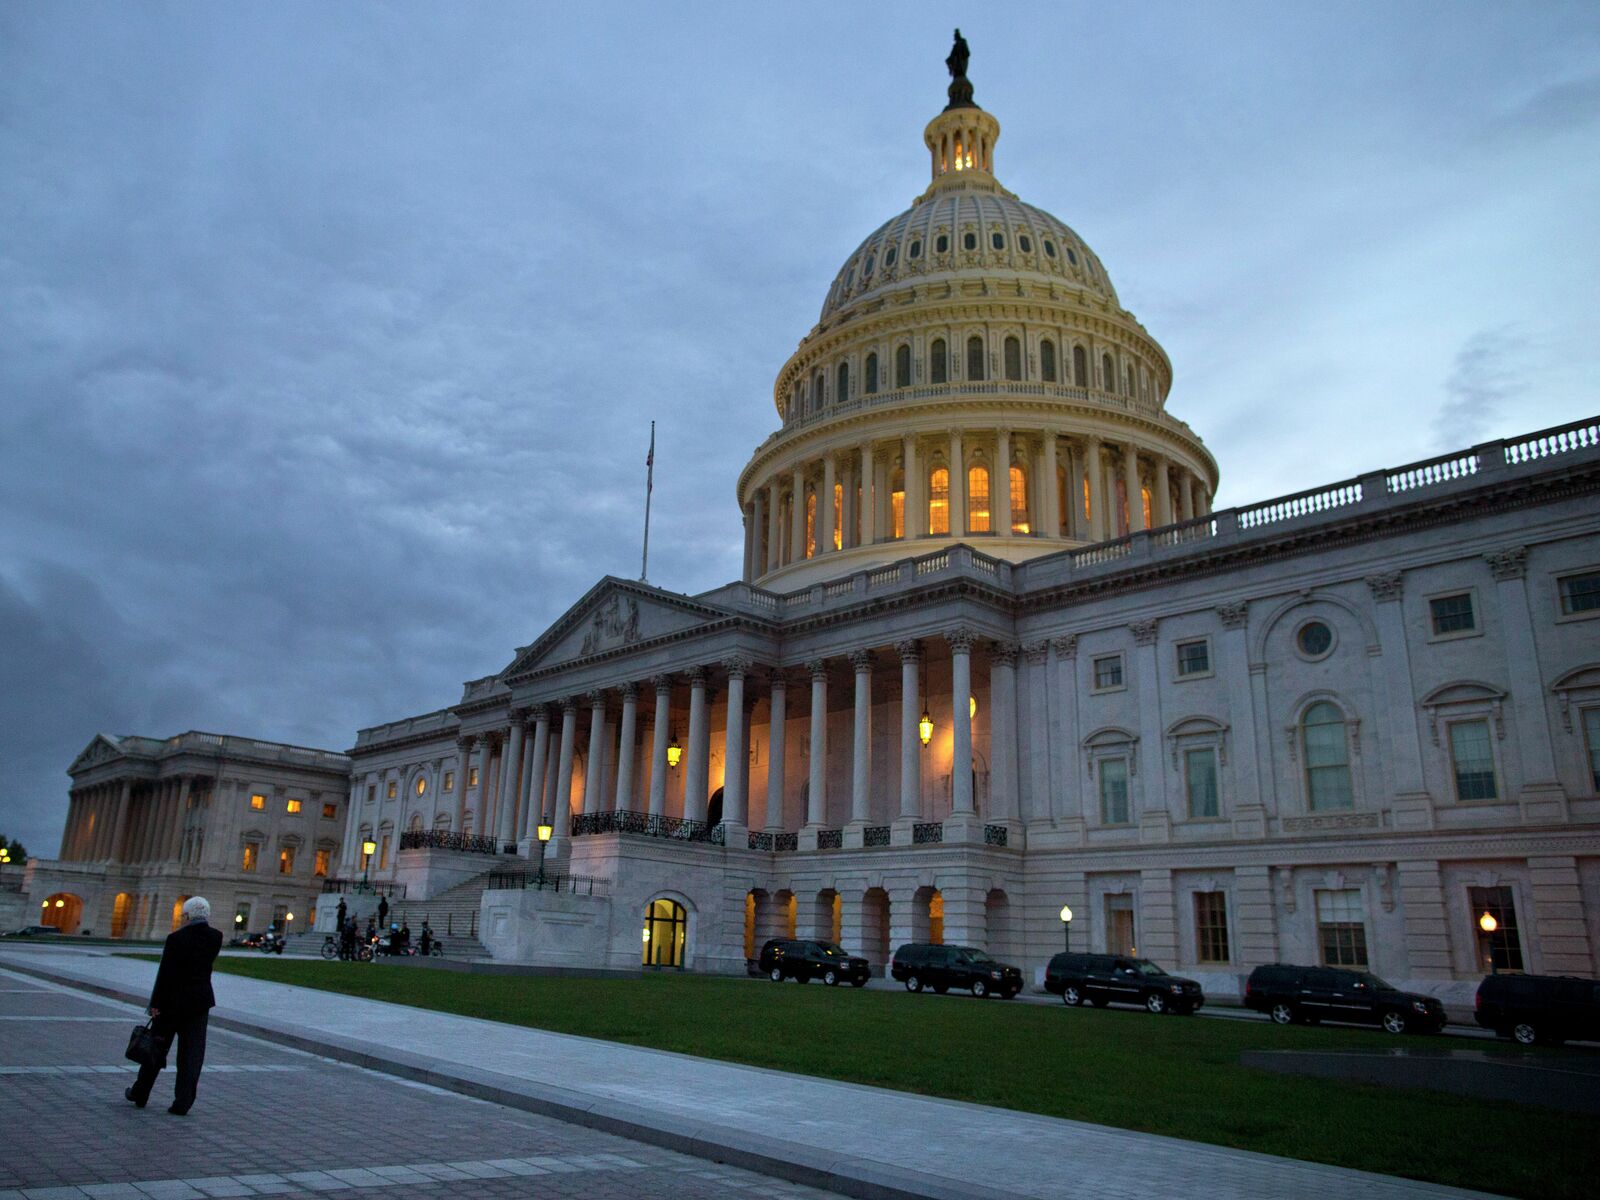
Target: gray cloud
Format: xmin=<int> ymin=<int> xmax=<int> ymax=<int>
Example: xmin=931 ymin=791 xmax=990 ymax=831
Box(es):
xmin=1436 ymin=327 xmax=1529 ymax=447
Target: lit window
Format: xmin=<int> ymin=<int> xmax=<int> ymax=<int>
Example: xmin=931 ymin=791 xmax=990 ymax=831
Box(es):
xmin=1470 ymin=885 xmax=1523 ymax=972
xmin=278 ymin=846 xmax=295 ymax=875
xmin=805 ymin=490 xmax=817 ymax=558
xmin=890 ymin=470 xmax=905 ymax=539
xmin=928 ymin=467 xmax=950 ymax=535
xmin=241 ymin=842 xmax=259 ymax=872
xmin=382 ymin=781 xmax=394 ymax=799
xmin=1585 ymin=709 xmax=1600 ymax=791
xmin=1297 ymin=621 xmax=1333 ymax=658
xmin=1430 ymin=593 xmax=1476 ymax=636
xmin=285 ymin=799 xmax=302 ymax=814
xmin=1559 ymin=570 xmax=1600 ymax=615
xmin=1303 ymin=702 xmax=1353 ymax=811
xmin=1194 ymin=891 xmax=1230 ymax=963
xmin=1040 ymin=340 xmax=1057 ymax=382
xmin=250 ymin=794 xmax=265 ymax=811
xmin=833 ymin=482 xmax=843 ymax=550
xmin=1316 ymin=889 xmax=1368 ymax=967
xmin=378 ymin=835 xmax=391 ymax=871
xmin=966 ymin=335 xmax=985 ymax=381
xmin=1176 ymin=640 xmax=1210 ymax=678
xmin=1141 ymin=486 xmax=1152 ymax=529
xmin=1185 ymin=748 xmax=1219 ymax=818
xmin=930 ymin=338 xmax=947 ymax=384
xmin=1449 ymin=720 xmax=1497 ymax=801
xmin=1004 ymin=336 xmax=1021 ymax=381
xmin=314 ymin=848 xmax=330 ymax=877
xmin=321 ymin=802 xmax=337 ymax=819
xmin=1099 ymin=758 xmax=1130 ymax=825
xmin=443 ymin=771 xmax=455 ymax=793
xmin=1093 ymin=655 xmax=1123 ymax=690
xmin=468 ymin=767 xmax=479 ymax=787
xmin=415 ymin=776 xmax=427 ymax=796
xmin=967 ymin=465 xmax=990 ymax=533
xmin=1083 ymin=475 xmax=1092 ymax=523
xmin=1009 ymin=465 xmax=1029 ymax=534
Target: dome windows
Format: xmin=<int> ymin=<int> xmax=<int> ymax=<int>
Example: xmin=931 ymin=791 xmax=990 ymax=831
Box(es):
xmin=1003 ymin=336 xmax=1022 ymax=381
xmin=837 ymin=361 xmax=850 ymax=402
xmin=885 ymin=246 xmax=897 ymax=267
xmin=909 ymin=239 xmax=923 ymax=259
xmin=962 ymin=231 xmax=978 ymax=251
xmin=863 ymin=254 xmax=875 ymax=277
xmin=1043 ymin=239 xmax=1057 ymax=258
xmin=928 ymin=467 xmax=950 ymax=535
xmin=1072 ymin=345 xmax=1088 ymax=387
xmin=968 ymin=465 xmax=991 ymax=533
xmin=935 ymin=233 xmax=950 ymax=254
xmin=895 ymin=344 xmax=912 ymax=388
xmin=865 ymin=352 xmax=879 ymax=395
xmin=1040 ymin=339 xmax=1058 ymax=383
xmin=930 ymin=339 xmax=948 ymax=384
xmin=966 ymin=335 xmax=985 ymax=381
xmin=991 ymin=231 xmax=1005 ymax=251
xmin=1018 ymin=234 xmax=1032 ymax=254
xmin=1067 ymin=247 xmax=1079 ymax=265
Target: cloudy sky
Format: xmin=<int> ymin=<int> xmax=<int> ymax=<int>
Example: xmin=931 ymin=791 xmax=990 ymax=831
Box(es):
xmin=3 ymin=2 xmax=1598 ymax=857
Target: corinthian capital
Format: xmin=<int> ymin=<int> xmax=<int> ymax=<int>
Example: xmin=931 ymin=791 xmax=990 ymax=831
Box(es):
xmin=1365 ymin=572 xmax=1404 ymax=603
xmin=1483 ymin=546 xmax=1528 ymax=581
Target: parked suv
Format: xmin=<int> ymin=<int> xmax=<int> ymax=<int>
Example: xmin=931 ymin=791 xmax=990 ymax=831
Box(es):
xmin=757 ymin=938 xmax=870 ymax=986
xmin=890 ymin=943 xmax=1023 ymax=998
xmin=1476 ymin=973 xmax=1600 ymax=1045
xmin=1244 ymin=964 xmax=1446 ymax=1034
xmin=1044 ymin=952 xmax=1204 ymax=1014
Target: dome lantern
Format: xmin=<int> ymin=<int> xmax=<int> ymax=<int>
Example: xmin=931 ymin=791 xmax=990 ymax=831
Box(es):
xmin=924 ymin=31 xmax=1000 ymax=189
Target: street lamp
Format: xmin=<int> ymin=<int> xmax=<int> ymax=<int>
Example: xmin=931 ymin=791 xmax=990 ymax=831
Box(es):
xmin=535 ymin=821 xmax=553 ymax=887
xmin=1059 ymin=904 xmax=1074 ymax=953
xmin=919 ymin=707 xmax=934 ymax=746
xmin=1479 ymin=910 xmax=1499 ymax=975
xmin=361 ymin=839 xmax=376 ymax=888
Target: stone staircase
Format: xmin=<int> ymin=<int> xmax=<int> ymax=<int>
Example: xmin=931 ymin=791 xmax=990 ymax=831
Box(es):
xmin=388 ymin=870 xmax=500 ymax=961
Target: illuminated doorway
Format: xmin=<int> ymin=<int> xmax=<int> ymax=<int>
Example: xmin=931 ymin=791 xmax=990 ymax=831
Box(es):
xmin=40 ymin=893 xmax=83 ymax=934
xmin=642 ymin=898 xmax=687 ymax=969
xmin=110 ymin=893 xmax=132 ymax=939
xmin=1106 ymin=894 xmax=1136 ymax=955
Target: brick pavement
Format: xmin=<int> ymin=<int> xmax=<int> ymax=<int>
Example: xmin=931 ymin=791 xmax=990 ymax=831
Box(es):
xmin=0 ymin=969 xmax=843 ymax=1200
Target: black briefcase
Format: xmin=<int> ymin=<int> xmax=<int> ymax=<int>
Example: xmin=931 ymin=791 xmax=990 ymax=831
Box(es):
xmin=125 ymin=1019 xmax=167 ymax=1069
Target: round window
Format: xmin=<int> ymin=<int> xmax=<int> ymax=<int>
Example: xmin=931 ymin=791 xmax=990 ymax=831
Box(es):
xmin=1297 ymin=621 xmax=1334 ymax=658
xmin=415 ymin=776 xmax=427 ymax=795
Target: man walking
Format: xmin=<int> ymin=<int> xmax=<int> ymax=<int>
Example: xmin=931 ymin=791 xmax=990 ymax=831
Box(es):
xmin=126 ymin=896 xmax=222 ymax=1115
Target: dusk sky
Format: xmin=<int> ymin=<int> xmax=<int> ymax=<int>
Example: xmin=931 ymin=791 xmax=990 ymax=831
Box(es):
xmin=3 ymin=3 xmax=1598 ymax=858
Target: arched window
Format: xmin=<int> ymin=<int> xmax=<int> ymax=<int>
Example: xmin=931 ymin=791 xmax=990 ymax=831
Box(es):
xmin=407 ymin=812 xmax=423 ymax=832
xmin=865 ymin=352 xmax=878 ymax=394
xmin=930 ymin=339 xmax=947 ymax=384
xmin=837 ymin=361 xmax=850 ymax=403
xmin=890 ymin=468 xmax=906 ymax=539
xmin=804 ymin=489 xmax=817 ymax=558
xmin=966 ymin=335 xmax=986 ymax=381
xmin=1040 ymin=339 xmax=1057 ymax=382
xmin=1303 ymin=703 xmax=1354 ymax=811
xmin=1003 ymin=336 xmax=1022 ymax=381
xmin=968 ymin=464 xmax=991 ymax=533
xmin=895 ymin=343 xmax=911 ymax=388
xmin=1010 ymin=464 xmax=1030 ymax=534
xmin=928 ymin=466 xmax=950 ymax=535
xmin=813 ymin=372 xmax=825 ymax=411
xmin=1083 ymin=474 xmax=1093 ymax=524
xmin=1102 ymin=353 xmax=1116 ymax=392
xmin=1141 ymin=486 xmax=1152 ymax=529
xmin=642 ymin=898 xmax=687 ymax=968
xmin=1073 ymin=345 xmax=1088 ymax=387
xmin=833 ymin=481 xmax=843 ymax=550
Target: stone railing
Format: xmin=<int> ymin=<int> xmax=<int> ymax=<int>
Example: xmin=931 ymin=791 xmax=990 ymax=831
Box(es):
xmin=320 ymin=879 xmax=407 ymax=899
xmin=748 ymin=830 xmax=800 ymax=852
xmin=153 ymin=731 xmax=350 ymax=769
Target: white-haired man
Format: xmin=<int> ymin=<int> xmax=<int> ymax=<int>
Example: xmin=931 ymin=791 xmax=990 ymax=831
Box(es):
xmin=125 ymin=895 xmax=222 ymax=1115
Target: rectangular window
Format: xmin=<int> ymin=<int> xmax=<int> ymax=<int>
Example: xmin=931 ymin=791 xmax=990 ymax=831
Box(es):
xmin=891 ymin=488 xmax=905 ymax=539
xmin=1092 ymin=654 xmax=1124 ymax=691
xmin=249 ymin=794 xmax=265 ymax=811
xmin=443 ymin=771 xmax=455 ymax=793
xmin=1315 ymin=889 xmax=1369 ymax=968
xmin=1469 ymin=885 xmax=1524 ymax=973
xmin=1194 ymin=891 xmax=1230 ymax=963
xmin=1558 ymin=570 xmax=1600 ymax=615
xmin=1429 ymin=592 xmax=1476 ymax=636
xmin=241 ymin=841 xmax=259 ymax=873
xmin=285 ymin=798 xmax=302 ymax=814
xmin=468 ymin=767 xmax=479 ymax=788
xmin=378 ymin=834 xmax=391 ymax=871
xmin=313 ymin=848 xmax=330 ymax=877
xmin=928 ymin=468 xmax=949 ymax=535
xmin=1585 ymin=708 xmax=1600 ymax=792
xmin=1184 ymin=748 xmax=1219 ymax=818
xmin=386 ymin=781 xmax=397 ymax=799
xmin=1175 ymin=639 xmax=1210 ymax=677
xmin=1098 ymin=758 xmax=1130 ymax=825
xmin=1448 ymin=719 xmax=1498 ymax=801
xmin=321 ymin=802 xmax=337 ymax=819
xmin=278 ymin=846 xmax=295 ymax=875
xmin=366 ymin=785 xmax=375 ymax=804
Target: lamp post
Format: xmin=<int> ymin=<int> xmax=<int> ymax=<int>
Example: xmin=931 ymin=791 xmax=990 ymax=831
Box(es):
xmin=361 ymin=839 xmax=376 ymax=889
xmin=1479 ymin=910 xmax=1499 ymax=975
xmin=535 ymin=821 xmax=553 ymax=888
xmin=1059 ymin=904 xmax=1073 ymax=953
xmin=0 ymin=846 xmax=10 ymax=883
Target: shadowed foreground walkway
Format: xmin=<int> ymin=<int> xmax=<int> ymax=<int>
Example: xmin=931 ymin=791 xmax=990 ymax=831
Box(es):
xmin=0 ymin=946 xmax=1503 ymax=1200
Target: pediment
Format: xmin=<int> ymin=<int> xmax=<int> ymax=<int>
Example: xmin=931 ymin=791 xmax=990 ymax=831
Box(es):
xmin=503 ymin=577 xmax=734 ymax=680
xmin=68 ymin=734 xmax=125 ymax=774
xmin=1419 ymin=680 xmax=1506 ymax=708
xmin=1552 ymin=665 xmax=1600 ymax=694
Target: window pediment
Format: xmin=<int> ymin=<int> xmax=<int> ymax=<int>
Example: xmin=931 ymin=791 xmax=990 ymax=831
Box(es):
xmin=1420 ymin=680 xmax=1506 ymax=744
xmin=1166 ymin=715 xmax=1229 ymax=770
xmin=1551 ymin=664 xmax=1600 ymax=731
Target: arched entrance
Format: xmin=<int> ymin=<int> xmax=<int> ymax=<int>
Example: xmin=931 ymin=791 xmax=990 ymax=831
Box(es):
xmin=707 ymin=787 xmax=724 ymax=828
xmin=912 ymin=886 xmax=943 ymax=944
xmin=41 ymin=893 xmax=83 ymax=934
xmin=642 ymin=898 xmax=687 ymax=969
xmin=110 ymin=893 xmax=132 ymax=939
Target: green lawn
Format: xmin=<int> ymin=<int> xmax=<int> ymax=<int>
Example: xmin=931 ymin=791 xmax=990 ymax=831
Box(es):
xmin=208 ymin=959 xmax=1595 ymax=1199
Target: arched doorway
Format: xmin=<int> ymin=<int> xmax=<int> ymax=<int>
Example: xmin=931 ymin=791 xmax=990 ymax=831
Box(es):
xmin=110 ymin=893 xmax=132 ymax=939
xmin=912 ymin=886 xmax=943 ymax=944
xmin=642 ymin=898 xmax=687 ymax=969
xmin=40 ymin=893 xmax=83 ymax=934
xmin=707 ymin=787 xmax=724 ymax=828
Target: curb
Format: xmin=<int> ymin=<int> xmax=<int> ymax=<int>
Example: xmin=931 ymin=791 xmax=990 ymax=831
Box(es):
xmin=2 ymin=958 xmax=1015 ymax=1200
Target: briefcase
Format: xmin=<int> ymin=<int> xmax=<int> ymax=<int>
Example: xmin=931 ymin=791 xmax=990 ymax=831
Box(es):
xmin=125 ymin=1019 xmax=167 ymax=1069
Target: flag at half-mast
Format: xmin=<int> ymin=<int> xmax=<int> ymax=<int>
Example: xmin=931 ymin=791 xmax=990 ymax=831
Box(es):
xmin=645 ymin=422 xmax=655 ymax=490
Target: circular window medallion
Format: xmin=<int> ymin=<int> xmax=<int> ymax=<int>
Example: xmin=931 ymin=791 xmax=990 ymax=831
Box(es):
xmin=1296 ymin=621 xmax=1334 ymax=659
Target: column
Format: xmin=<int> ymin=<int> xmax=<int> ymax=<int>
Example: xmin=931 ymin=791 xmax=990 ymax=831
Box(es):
xmin=996 ymin=428 xmax=1011 ymax=533
xmin=554 ymin=700 xmax=578 ymax=829
xmin=1043 ymin=434 xmax=1060 ymax=537
xmin=1020 ymin=643 xmax=1051 ymax=823
xmin=58 ymin=793 xmax=78 ymax=859
xmin=339 ymin=779 xmax=362 ymax=871
xmin=948 ymin=429 xmax=966 ymax=535
xmin=821 ymin=455 xmax=836 ymax=553
xmin=684 ymin=668 xmax=710 ymax=821
xmin=1139 ymin=868 xmax=1179 ymax=965
xmin=497 ymin=712 xmax=526 ymax=849
xmin=520 ymin=708 xmax=550 ymax=839
xmin=107 ymin=781 xmax=132 ymax=862
xmin=858 ymin=443 xmax=874 ymax=544
xmin=850 ymin=650 xmax=873 ymax=825
xmin=1216 ymin=603 xmax=1265 ymax=835
xmin=476 ymin=738 xmax=499 ymax=838
xmin=1486 ymin=547 xmax=1565 ymax=817
xmin=988 ymin=643 xmax=1019 ymax=820
xmin=766 ymin=480 xmax=781 ymax=572
xmin=721 ymin=661 xmax=748 ymax=828
xmin=741 ymin=505 xmax=753 ymax=580
xmin=1130 ymin=619 xmax=1167 ymax=833
xmin=790 ymin=466 xmax=805 ymax=561
xmin=950 ymin=631 xmax=975 ymax=815
xmin=1124 ymin=443 xmax=1144 ymax=533
xmin=806 ymin=660 xmax=828 ymax=828
xmin=603 ymin=684 xmax=636 ymax=813
xmin=898 ymin=641 xmax=923 ymax=820
xmin=1154 ymin=456 xmax=1173 ymax=527
xmin=1180 ymin=470 xmax=1196 ymax=521
xmin=454 ymin=736 xmax=476 ymax=831
xmin=648 ymin=676 xmax=671 ymax=816
xmin=583 ymin=692 xmax=607 ymax=814
xmin=1364 ymin=573 xmax=1430 ymax=821
xmin=902 ymin=435 xmax=920 ymax=539
xmin=765 ymin=673 xmax=788 ymax=830
xmin=1086 ymin=437 xmax=1106 ymax=541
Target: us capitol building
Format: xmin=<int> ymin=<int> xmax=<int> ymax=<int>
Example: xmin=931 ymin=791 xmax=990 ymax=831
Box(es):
xmin=24 ymin=41 xmax=1600 ymax=1004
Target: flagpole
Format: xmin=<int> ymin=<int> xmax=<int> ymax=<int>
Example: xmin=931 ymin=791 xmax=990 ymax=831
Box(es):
xmin=640 ymin=421 xmax=655 ymax=584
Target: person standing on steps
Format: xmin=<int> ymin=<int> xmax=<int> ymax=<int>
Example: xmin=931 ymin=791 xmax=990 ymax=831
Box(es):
xmin=376 ymin=894 xmax=388 ymax=929
xmin=125 ymin=896 xmax=222 ymax=1115
xmin=335 ymin=896 xmax=347 ymax=931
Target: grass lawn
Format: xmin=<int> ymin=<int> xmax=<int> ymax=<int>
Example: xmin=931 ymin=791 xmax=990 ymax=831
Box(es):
xmin=208 ymin=958 xmax=1594 ymax=1199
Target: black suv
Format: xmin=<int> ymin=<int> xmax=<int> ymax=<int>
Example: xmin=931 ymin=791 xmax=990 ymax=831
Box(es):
xmin=889 ymin=943 xmax=1023 ymax=998
xmin=1244 ymin=963 xmax=1446 ymax=1034
xmin=1044 ymin=952 xmax=1204 ymax=1015
xmin=757 ymin=938 xmax=870 ymax=986
xmin=1476 ymin=973 xmax=1600 ymax=1045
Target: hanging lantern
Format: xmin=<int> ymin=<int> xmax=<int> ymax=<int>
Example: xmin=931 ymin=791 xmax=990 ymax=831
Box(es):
xmin=667 ymin=736 xmax=683 ymax=769
xmin=918 ymin=708 xmax=934 ymax=746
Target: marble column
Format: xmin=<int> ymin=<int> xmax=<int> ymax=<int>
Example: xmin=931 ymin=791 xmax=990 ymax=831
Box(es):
xmin=106 ymin=781 xmax=132 ymax=862
xmin=902 ymin=435 xmax=920 ymax=539
xmin=454 ymin=736 xmax=476 ymax=832
xmin=1154 ymin=456 xmax=1173 ymax=527
xmin=949 ymin=632 xmax=975 ymax=815
xmin=648 ymin=676 xmax=671 ymax=817
xmin=790 ymin=466 xmax=805 ymax=561
xmin=1486 ymin=547 xmax=1565 ymax=817
xmin=898 ymin=641 xmax=923 ymax=819
xmin=684 ymin=668 xmax=710 ymax=821
xmin=1124 ymin=443 xmax=1145 ymax=533
xmin=821 ymin=455 xmax=836 ymax=553
xmin=497 ymin=712 xmax=526 ymax=849
xmin=1043 ymin=435 xmax=1060 ymax=538
xmin=766 ymin=673 xmax=788 ymax=831
xmin=1180 ymin=470 xmax=1196 ymax=521
xmin=583 ymin=693 xmax=607 ymax=815
xmin=520 ymin=709 xmax=550 ymax=839
xmin=1086 ymin=437 xmax=1106 ymax=541
xmin=554 ymin=700 xmax=578 ymax=829
xmin=721 ymin=661 xmax=749 ymax=829
xmin=996 ymin=429 xmax=1011 ymax=533
xmin=949 ymin=429 xmax=966 ymax=535
xmin=989 ymin=643 xmax=1020 ymax=820
xmin=612 ymin=684 xmax=639 ymax=812
xmin=766 ymin=480 xmax=781 ymax=572
xmin=806 ymin=660 xmax=828 ymax=828
xmin=850 ymin=650 xmax=873 ymax=824
xmin=858 ymin=443 xmax=874 ymax=544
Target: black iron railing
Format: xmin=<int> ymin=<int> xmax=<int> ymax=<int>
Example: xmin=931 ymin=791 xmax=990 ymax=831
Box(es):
xmin=483 ymin=870 xmax=605 ymax=896
xmin=913 ymin=822 xmax=944 ymax=845
xmin=864 ymin=825 xmax=891 ymax=847
xmin=983 ymin=824 xmax=1009 ymax=847
xmin=320 ymin=879 xmax=407 ymax=898
xmin=399 ymin=830 xmax=499 ymax=855
xmin=571 ymin=810 xmax=715 ymax=842
xmin=817 ymin=829 xmax=843 ymax=850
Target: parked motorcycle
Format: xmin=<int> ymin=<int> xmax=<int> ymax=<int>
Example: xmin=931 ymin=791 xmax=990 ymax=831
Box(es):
xmin=259 ymin=932 xmax=286 ymax=955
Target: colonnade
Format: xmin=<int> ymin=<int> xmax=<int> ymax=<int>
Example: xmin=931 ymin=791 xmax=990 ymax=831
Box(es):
xmin=743 ymin=429 xmax=1211 ymax=578
xmin=59 ymin=776 xmax=196 ymax=865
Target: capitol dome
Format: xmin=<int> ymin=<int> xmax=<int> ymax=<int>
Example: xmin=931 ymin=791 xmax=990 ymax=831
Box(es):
xmin=735 ymin=38 xmax=1216 ymax=589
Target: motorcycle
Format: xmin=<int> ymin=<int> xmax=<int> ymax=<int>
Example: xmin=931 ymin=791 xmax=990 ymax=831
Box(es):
xmin=258 ymin=932 xmax=286 ymax=955
xmin=321 ymin=934 xmax=370 ymax=961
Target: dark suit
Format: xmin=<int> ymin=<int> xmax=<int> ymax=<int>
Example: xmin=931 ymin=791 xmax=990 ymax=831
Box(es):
xmin=130 ymin=918 xmax=223 ymax=1113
